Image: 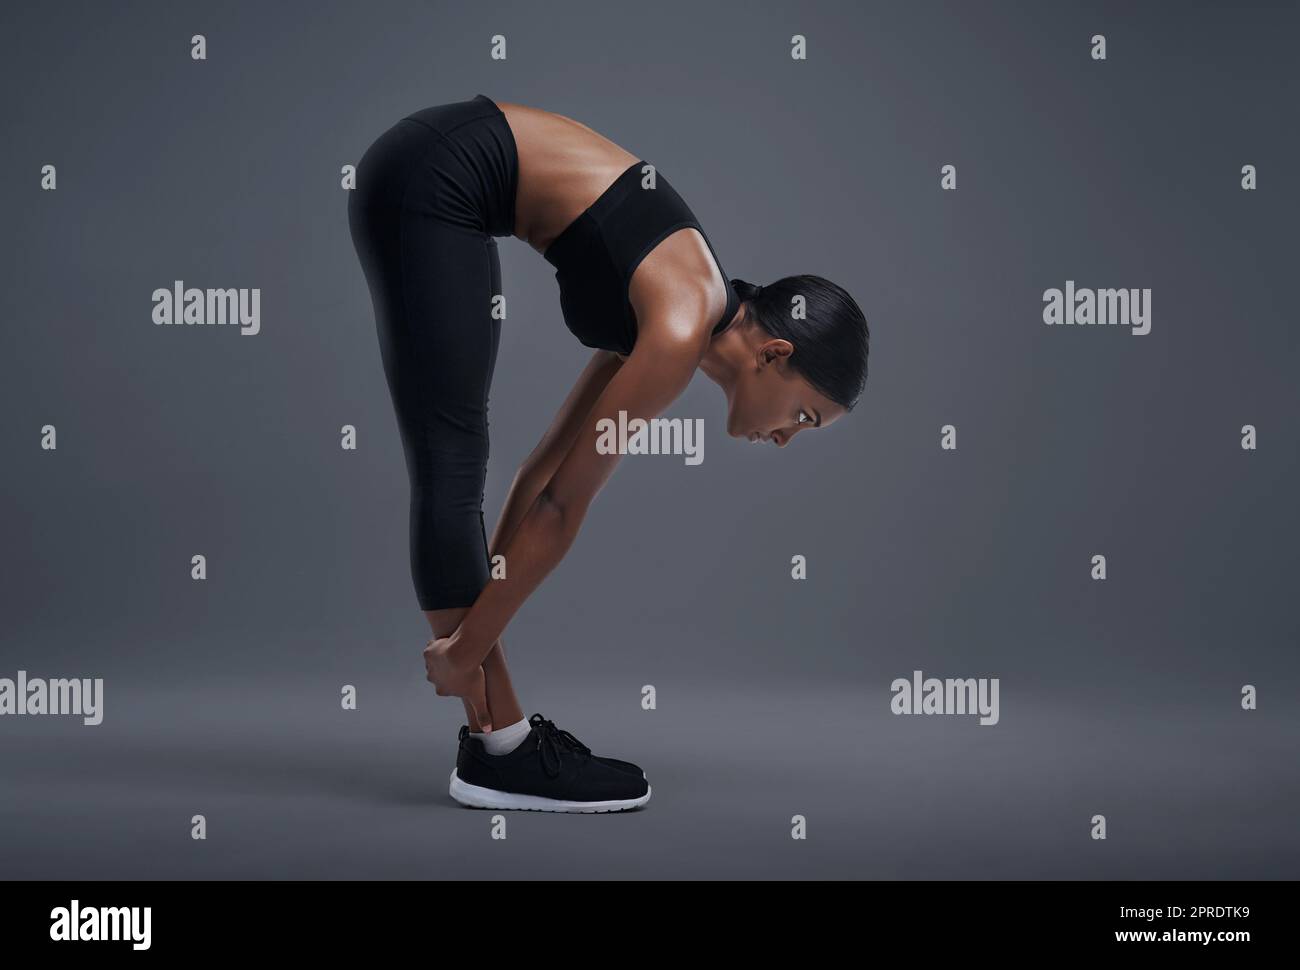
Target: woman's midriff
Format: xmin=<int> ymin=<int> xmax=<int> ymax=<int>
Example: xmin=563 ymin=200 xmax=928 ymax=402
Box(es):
xmin=492 ymin=99 xmax=639 ymax=255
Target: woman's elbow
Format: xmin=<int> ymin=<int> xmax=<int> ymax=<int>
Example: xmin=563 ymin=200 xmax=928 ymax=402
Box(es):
xmin=536 ymin=485 xmax=580 ymax=536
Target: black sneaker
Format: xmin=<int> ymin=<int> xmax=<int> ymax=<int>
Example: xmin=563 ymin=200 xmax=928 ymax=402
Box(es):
xmin=457 ymin=716 xmax=646 ymax=778
xmin=450 ymin=713 xmax=651 ymax=813
xmin=530 ymin=717 xmax=646 ymax=778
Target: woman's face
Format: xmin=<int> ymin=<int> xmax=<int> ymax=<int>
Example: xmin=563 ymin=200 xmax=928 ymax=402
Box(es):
xmin=725 ymin=339 xmax=847 ymax=447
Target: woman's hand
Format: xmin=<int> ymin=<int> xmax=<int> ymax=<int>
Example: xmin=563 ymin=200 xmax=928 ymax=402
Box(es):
xmin=423 ymin=632 xmax=491 ymax=730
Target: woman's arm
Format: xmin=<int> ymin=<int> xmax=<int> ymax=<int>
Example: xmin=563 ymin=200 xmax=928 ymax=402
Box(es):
xmin=487 ymin=349 xmax=624 ymax=559
xmin=422 ymin=350 xmax=624 ymax=712
xmin=431 ymin=313 xmax=705 ymax=685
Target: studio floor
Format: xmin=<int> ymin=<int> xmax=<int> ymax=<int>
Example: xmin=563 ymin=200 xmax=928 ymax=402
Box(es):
xmin=2 ymin=678 xmax=1294 ymax=880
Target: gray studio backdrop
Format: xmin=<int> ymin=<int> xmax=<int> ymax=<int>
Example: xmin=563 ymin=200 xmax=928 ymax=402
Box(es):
xmin=2 ymin=0 xmax=1297 ymax=879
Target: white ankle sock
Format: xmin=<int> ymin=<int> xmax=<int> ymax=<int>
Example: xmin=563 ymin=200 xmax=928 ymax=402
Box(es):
xmin=470 ymin=716 xmax=531 ymax=756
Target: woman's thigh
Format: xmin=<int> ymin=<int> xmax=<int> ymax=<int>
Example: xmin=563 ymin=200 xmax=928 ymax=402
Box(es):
xmin=349 ymin=108 xmax=509 ymax=611
xmin=393 ymin=217 xmax=503 ymax=610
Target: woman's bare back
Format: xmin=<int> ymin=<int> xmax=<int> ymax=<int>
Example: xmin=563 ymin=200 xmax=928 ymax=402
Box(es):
xmin=494 ymin=100 xmax=639 ymax=255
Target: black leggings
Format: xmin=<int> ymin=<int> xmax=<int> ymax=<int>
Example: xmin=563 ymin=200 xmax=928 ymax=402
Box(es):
xmin=348 ymin=94 xmax=518 ymax=610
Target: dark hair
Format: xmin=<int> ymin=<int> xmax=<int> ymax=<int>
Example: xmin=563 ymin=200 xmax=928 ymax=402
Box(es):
xmin=730 ymin=275 xmax=869 ymax=410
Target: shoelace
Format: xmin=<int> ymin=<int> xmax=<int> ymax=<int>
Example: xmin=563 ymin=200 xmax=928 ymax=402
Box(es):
xmin=530 ymin=714 xmax=591 ymax=777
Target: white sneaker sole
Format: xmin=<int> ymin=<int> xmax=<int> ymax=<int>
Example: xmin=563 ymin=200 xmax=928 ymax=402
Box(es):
xmin=449 ymin=769 xmax=651 ymax=813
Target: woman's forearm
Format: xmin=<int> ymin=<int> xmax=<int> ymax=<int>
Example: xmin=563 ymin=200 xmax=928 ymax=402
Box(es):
xmin=471 ymin=465 xmax=553 ymax=663
xmin=487 ymin=465 xmax=547 ymax=561
xmin=470 ymin=354 xmax=622 ymax=656
xmin=455 ymin=489 xmax=578 ymax=667
xmin=448 ymin=342 xmax=680 ymax=671
xmin=486 ymin=351 xmax=622 ymax=557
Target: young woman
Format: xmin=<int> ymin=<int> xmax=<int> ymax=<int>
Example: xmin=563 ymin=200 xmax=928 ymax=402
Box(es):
xmin=348 ymin=94 xmax=869 ymax=813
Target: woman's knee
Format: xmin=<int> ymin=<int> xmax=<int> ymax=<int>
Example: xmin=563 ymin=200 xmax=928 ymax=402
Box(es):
xmin=424 ymin=606 xmax=468 ymax=638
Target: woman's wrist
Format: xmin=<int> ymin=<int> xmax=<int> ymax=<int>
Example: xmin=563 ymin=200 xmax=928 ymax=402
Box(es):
xmin=448 ymin=620 xmax=490 ymax=671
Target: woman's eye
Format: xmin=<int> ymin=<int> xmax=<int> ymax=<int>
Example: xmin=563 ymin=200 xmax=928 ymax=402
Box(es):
xmin=798 ymin=410 xmax=810 ymax=425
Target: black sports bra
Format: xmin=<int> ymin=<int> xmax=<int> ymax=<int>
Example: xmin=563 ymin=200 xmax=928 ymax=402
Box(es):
xmin=542 ymin=160 xmax=740 ymax=356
